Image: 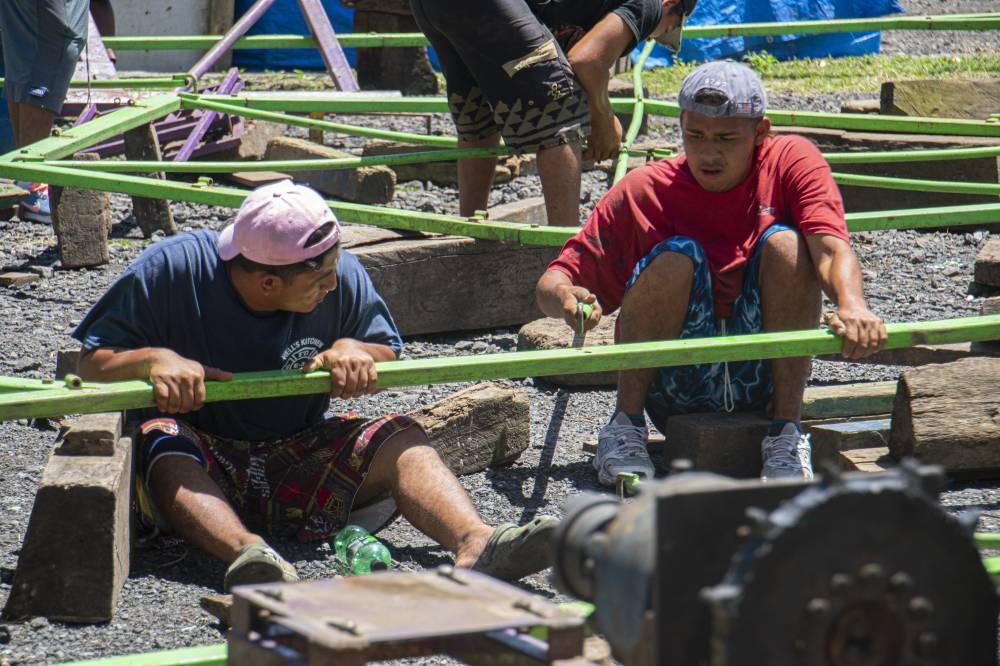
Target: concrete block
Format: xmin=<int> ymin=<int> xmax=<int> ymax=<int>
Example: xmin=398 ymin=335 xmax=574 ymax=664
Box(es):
xmin=975 ymin=238 xmax=1000 ymax=288
xmin=123 ymin=123 xmax=175 ymax=238
xmin=662 ymin=412 xmax=770 ymax=478
xmin=220 ymin=120 xmax=288 ymax=161
xmin=806 ymin=417 xmax=891 ymax=463
xmin=409 ymin=382 xmax=530 ymax=476
xmin=984 ymin=296 xmax=1000 ymax=316
xmin=266 ymin=137 xmax=396 ymax=204
xmin=3 ymin=415 xmax=132 ymax=623
xmin=50 ymin=153 xmax=112 ymax=269
xmin=226 ymin=171 xmax=292 ymax=189
xmin=488 ymin=197 xmax=547 ymax=226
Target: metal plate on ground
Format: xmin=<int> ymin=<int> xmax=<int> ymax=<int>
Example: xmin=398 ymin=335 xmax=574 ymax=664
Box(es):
xmin=229 ymin=567 xmax=586 ymax=664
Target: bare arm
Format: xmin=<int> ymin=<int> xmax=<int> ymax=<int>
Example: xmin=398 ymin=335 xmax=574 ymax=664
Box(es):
xmin=535 ymin=269 xmax=603 ymax=331
xmin=566 ymin=14 xmax=634 ymax=162
xmin=805 ymin=234 xmax=887 ymax=359
xmin=79 ymin=347 xmax=232 ymax=413
xmin=302 ymin=338 xmax=397 ymax=399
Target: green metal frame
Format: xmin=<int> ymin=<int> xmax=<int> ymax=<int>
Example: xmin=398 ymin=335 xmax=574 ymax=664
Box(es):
xmin=2 ymin=315 xmax=998 ymax=422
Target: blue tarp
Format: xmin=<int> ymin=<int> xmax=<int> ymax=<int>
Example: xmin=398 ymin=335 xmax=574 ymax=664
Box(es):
xmin=641 ymin=0 xmax=905 ymax=68
xmin=232 ymin=0 xmax=357 ymax=70
xmin=232 ymin=0 xmax=904 ymax=71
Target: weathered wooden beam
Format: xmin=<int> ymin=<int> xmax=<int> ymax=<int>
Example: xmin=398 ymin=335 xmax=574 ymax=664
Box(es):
xmin=409 ymin=382 xmax=529 ymax=476
xmin=122 ymin=123 xmax=176 ymax=238
xmin=3 ymin=412 xmax=131 ymax=623
xmin=881 ymin=79 xmax=1000 ymax=121
xmin=889 ymin=357 xmax=1000 ymax=475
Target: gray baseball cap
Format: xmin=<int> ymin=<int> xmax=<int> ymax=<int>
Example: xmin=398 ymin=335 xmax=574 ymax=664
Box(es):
xmin=677 ymin=60 xmax=768 ymax=118
xmin=654 ymin=0 xmax=698 ymax=52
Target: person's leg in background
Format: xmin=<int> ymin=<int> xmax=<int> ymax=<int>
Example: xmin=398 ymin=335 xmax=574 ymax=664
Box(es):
xmin=89 ymin=0 xmax=116 ymax=62
xmin=0 ymin=0 xmax=88 ymax=223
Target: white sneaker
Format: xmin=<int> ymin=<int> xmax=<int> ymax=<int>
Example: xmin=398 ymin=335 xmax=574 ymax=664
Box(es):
xmin=594 ymin=412 xmax=655 ymax=487
xmin=760 ymin=422 xmax=814 ymax=481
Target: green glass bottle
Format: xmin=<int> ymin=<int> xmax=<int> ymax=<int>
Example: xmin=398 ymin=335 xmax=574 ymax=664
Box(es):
xmin=333 ymin=524 xmax=391 ymax=574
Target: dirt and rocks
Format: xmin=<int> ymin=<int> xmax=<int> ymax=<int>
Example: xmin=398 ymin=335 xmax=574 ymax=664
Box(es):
xmin=0 ymin=1 xmax=999 ymax=663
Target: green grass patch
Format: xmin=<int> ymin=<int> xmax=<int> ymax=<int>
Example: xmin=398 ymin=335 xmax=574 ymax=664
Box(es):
xmin=638 ymin=53 xmax=1000 ymax=97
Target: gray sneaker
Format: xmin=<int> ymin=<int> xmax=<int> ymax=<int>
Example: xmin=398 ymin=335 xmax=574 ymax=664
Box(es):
xmin=760 ymin=422 xmax=814 ymax=481
xmin=594 ymin=412 xmax=655 ymax=487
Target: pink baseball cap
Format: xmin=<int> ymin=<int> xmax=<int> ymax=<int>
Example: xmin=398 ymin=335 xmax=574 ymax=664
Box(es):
xmin=218 ymin=180 xmax=341 ymax=265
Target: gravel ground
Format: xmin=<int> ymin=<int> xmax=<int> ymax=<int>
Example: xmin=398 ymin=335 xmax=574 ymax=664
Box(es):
xmin=0 ymin=2 xmax=998 ymax=663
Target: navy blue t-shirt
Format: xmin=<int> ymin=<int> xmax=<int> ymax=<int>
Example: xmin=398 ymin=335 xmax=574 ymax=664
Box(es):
xmin=72 ymin=230 xmax=403 ymax=442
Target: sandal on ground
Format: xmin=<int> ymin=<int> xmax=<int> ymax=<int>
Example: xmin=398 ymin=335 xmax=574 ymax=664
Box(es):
xmin=223 ymin=542 xmax=299 ymax=592
xmin=472 ymin=516 xmax=559 ymax=581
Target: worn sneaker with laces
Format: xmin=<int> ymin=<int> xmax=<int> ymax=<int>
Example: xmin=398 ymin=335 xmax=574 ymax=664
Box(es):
xmin=593 ymin=411 xmax=656 ymax=487
xmin=17 ymin=182 xmax=52 ymax=224
xmin=224 ymin=542 xmax=299 ymax=592
xmin=760 ymin=421 xmax=814 ymax=481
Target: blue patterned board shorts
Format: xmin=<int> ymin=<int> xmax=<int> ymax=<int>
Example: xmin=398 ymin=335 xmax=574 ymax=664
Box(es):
xmin=626 ymin=224 xmax=794 ymax=432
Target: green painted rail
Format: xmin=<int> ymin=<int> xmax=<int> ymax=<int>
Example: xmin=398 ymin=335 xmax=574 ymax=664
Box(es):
xmin=95 ymin=15 xmax=1000 ymax=52
xmin=832 ymin=172 xmax=1000 ymax=197
xmin=2 ymin=315 xmax=998 ymax=422
xmin=2 ymin=159 xmax=1000 ymax=240
xmin=51 ymin=644 xmax=226 ymax=666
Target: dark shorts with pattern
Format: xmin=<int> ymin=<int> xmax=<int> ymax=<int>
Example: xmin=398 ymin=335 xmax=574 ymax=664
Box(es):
xmin=0 ymin=0 xmax=89 ymax=114
xmin=409 ymin=0 xmax=589 ymax=153
xmin=134 ymin=414 xmax=420 ymax=543
xmin=627 ymin=224 xmax=795 ymax=432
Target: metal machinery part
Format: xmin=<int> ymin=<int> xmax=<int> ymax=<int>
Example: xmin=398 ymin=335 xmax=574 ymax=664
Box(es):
xmin=227 ymin=567 xmax=590 ymax=665
xmin=552 ymin=462 xmax=998 ymax=666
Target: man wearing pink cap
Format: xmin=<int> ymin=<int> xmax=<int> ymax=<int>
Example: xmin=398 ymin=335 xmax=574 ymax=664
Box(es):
xmin=73 ymin=180 xmax=556 ymax=591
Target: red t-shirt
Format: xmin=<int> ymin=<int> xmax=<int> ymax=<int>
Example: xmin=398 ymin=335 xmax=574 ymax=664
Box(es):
xmin=548 ymin=135 xmax=848 ymax=319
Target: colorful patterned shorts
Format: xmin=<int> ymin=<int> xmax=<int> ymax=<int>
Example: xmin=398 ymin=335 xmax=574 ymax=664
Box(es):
xmin=410 ymin=0 xmax=590 ymax=153
xmin=134 ymin=414 xmax=420 ymax=543
xmin=626 ymin=224 xmax=795 ymax=431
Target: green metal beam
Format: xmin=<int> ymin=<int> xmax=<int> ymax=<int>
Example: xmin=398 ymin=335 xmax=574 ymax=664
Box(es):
xmin=97 ymin=14 xmax=1000 ymax=52
xmin=48 ymin=147 xmax=510 ymax=173
xmin=823 ymin=145 xmax=1000 ymax=165
xmin=2 ymin=315 xmax=998 ymax=422
xmin=846 ymin=202 xmax=1000 ymax=231
xmin=51 ymin=644 xmax=226 ymax=666
xmin=0 ymin=161 xmax=571 ymax=245
xmin=613 ymin=40 xmax=654 ymax=184
xmin=642 ymin=99 xmax=1000 ymax=138
xmin=3 ymin=160 xmax=1000 ymax=239
xmin=0 ymin=95 xmax=181 ymax=161
xmin=832 ymin=172 xmax=1000 ymax=196
xmin=178 ymin=94 xmax=458 ymax=147
xmin=0 ymin=76 xmax=189 ymax=90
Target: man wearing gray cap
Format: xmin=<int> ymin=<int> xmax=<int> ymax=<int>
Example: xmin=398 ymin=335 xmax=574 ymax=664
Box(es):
xmin=409 ymin=0 xmax=697 ymax=227
xmin=537 ymin=60 xmax=886 ymax=485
